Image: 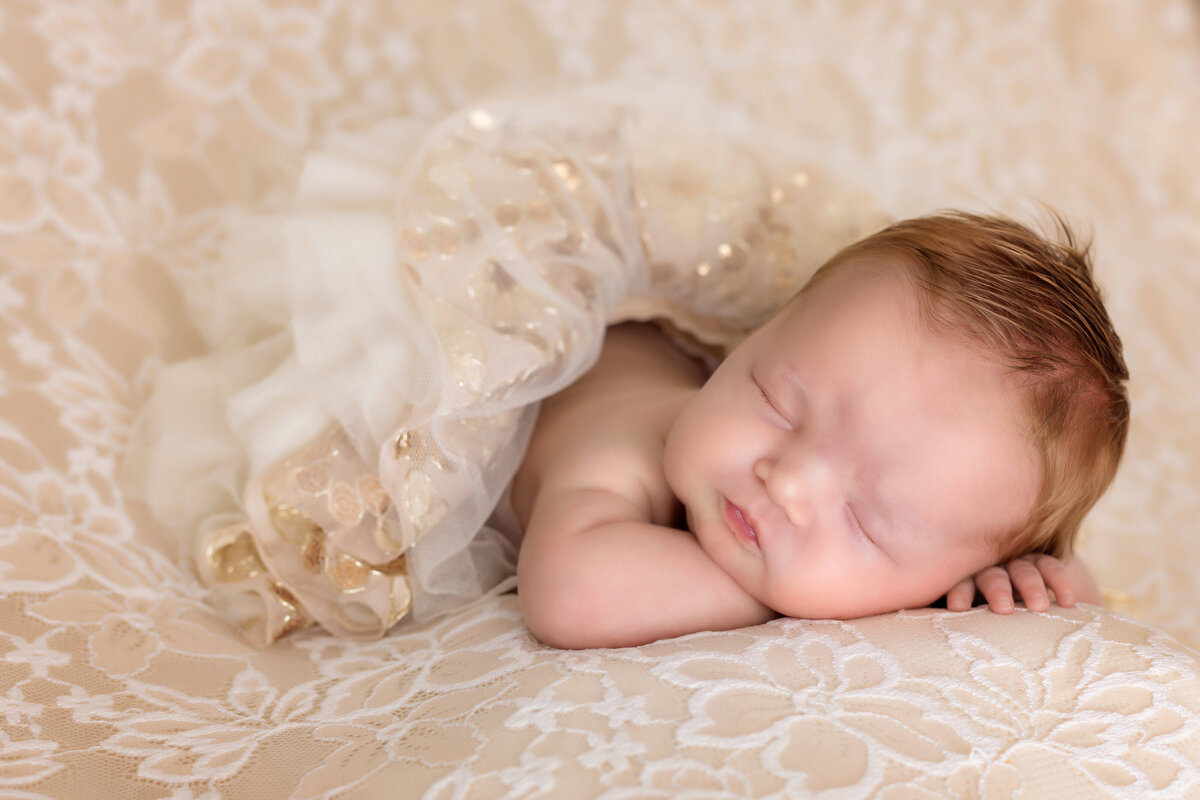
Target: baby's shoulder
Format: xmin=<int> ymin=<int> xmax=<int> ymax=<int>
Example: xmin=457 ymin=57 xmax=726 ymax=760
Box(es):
xmin=519 ymin=384 xmax=686 ymax=526
xmin=513 ymin=325 xmax=701 ymax=527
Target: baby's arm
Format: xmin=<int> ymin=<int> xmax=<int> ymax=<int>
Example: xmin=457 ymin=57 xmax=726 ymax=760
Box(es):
xmin=945 ymin=553 xmax=1101 ymax=613
xmin=513 ymin=324 xmax=774 ymax=649
xmin=517 ymin=485 xmax=774 ymax=649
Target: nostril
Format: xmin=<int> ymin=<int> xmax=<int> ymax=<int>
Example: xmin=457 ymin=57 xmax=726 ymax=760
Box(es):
xmin=784 ymin=501 xmax=810 ymax=529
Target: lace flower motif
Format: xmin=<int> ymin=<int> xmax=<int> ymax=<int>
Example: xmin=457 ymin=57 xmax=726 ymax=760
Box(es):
xmin=169 ymin=0 xmax=338 ymax=142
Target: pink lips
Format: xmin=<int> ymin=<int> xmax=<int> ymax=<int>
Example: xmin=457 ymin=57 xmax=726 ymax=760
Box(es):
xmin=722 ymin=499 xmax=759 ymax=548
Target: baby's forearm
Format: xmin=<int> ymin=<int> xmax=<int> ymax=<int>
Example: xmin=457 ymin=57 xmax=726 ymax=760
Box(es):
xmin=518 ymin=509 xmax=774 ymax=649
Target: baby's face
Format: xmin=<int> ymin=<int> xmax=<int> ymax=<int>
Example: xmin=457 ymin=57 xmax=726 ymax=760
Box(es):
xmin=663 ymin=259 xmax=1040 ymax=619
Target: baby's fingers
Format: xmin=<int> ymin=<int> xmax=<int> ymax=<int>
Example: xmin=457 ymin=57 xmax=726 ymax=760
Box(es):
xmin=1007 ymin=556 xmax=1049 ymax=611
xmin=974 ymin=565 xmax=1016 ymax=614
xmin=945 ymin=577 xmax=977 ymax=612
xmin=1029 ymin=554 xmax=1074 ymax=607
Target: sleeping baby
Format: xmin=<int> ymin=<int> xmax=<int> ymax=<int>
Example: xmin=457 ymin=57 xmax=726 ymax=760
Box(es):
xmin=129 ymin=91 xmax=1127 ymax=647
xmin=513 ymin=212 xmax=1126 ymax=648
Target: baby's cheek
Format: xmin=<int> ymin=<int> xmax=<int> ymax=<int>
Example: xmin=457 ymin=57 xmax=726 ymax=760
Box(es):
xmin=660 ymin=434 xmax=685 ymax=495
xmin=662 ymin=417 xmax=702 ymax=490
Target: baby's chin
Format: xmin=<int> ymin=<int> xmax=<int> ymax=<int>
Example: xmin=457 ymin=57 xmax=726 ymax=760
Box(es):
xmin=771 ymin=606 xmax=886 ymax=621
xmin=773 ymin=592 xmax=953 ymax=620
xmin=761 ymin=592 xmax=909 ymax=621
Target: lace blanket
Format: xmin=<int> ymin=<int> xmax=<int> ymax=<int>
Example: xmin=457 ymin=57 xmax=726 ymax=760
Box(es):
xmin=3 ymin=1 xmax=1200 ymax=797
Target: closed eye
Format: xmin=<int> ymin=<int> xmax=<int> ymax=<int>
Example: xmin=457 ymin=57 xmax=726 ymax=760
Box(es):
xmin=846 ymin=505 xmax=874 ymax=545
xmin=753 ymin=378 xmax=791 ymax=427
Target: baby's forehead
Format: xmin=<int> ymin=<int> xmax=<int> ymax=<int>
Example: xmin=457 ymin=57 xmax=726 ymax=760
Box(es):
xmin=789 ymin=258 xmax=1017 ymax=368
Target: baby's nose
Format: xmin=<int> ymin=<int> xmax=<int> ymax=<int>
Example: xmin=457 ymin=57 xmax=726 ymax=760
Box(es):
xmin=754 ymin=457 xmax=828 ymax=529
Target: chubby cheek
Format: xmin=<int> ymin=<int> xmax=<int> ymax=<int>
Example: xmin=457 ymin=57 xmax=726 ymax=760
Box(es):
xmin=759 ymin=546 xmax=902 ymax=619
xmin=664 ymin=402 xmax=710 ymax=485
xmin=660 ymin=422 xmax=692 ymax=499
xmin=666 ymin=406 xmax=747 ymax=500
xmin=767 ymin=576 xmax=895 ymax=620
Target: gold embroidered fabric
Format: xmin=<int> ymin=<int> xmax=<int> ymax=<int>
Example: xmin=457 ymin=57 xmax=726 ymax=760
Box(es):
xmin=3 ymin=1 xmax=1200 ymax=797
xmin=132 ymin=85 xmax=888 ymax=644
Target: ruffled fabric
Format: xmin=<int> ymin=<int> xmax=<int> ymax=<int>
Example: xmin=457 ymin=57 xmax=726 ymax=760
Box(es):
xmin=127 ymin=86 xmax=888 ymax=642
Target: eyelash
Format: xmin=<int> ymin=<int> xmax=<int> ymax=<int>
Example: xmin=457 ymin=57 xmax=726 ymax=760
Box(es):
xmin=754 ymin=380 xmax=790 ymax=426
xmin=847 ymin=506 xmax=874 ymax=545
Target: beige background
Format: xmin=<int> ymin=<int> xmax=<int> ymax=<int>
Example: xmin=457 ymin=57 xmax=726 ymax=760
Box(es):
xmin=2 ymin=1 xmax=1199 ymax=797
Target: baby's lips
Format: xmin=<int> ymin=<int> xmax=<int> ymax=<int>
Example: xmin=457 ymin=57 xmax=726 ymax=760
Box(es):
xmin=722 ymin=498 xmax=760 ymax=548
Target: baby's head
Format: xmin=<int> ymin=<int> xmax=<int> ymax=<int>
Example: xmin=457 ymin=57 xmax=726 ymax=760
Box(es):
xmin=663 ymin=212 xmax=1128 ymax=618
xmin=811 ymin=212 xmax=1130 ymax=561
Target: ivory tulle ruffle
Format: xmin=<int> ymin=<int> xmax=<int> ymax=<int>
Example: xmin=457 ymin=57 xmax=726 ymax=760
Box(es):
xmin=128 ymin=87 xmax=888 ymax=643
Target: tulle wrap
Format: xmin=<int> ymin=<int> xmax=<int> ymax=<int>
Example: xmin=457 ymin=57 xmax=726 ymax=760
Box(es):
xmin=129 ymin=87 xmax=888 ymax=643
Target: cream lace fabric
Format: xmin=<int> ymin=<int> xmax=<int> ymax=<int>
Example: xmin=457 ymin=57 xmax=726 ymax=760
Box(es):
xmin=3 ymin=2 xmax=1200 ymax=798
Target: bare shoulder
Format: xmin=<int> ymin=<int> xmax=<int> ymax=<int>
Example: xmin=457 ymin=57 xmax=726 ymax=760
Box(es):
xmin=512 ymin=323 xmax=706 ymax=528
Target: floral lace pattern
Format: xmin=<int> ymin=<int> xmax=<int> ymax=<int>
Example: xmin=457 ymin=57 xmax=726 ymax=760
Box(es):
xmin=3 ymin=1 xmax=1200 ymax=797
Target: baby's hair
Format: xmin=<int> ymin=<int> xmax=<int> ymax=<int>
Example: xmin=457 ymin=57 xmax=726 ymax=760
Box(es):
xmin=805 ymin=211 xmax=1129 ymax=560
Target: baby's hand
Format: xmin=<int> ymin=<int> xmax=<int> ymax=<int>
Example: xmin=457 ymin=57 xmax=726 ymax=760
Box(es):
xmin=944 ymin=554 xmax=1076 ymax=614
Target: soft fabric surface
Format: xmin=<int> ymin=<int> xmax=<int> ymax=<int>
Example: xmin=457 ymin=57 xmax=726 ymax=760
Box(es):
xmin=2 ymin=1 xmax=1199 ymax=797
xmin=127 ymin=84 xmax=891 ymax=646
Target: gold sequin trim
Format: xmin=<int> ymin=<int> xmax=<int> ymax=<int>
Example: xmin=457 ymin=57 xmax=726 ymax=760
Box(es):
xmin=431 ymin=221 xmax=460 ymax=255
xmin=380 ymin=551 xmax=409 ymax=576
xmin=443 ymin=327 xmax=486 ymax=393
xmin=551 ymin=159 xmax=582 ymax=191
xmin=393 ymin=429 xmax=411 ymax=459
xmin=327 ymin=552 xmax=372 ymax=593
xmin=404 ymin=263 xmax=422 ymax=288
xmin=300 ymin=528 xmax=326 ymax=573
xmin=268 ymin=581 xmax=314 ymax=639
xmin=553 ymin=229 xmax=583 ymax=255
xmin=718 ymin=241 xmax=746 ymax=272
xmin=526 ymin=198 xmax=552 ymax=222
xmin=495 ymin=200 xmax=521 ymax=229
xmin=485 ymin=260 xmax=516 ymax=292
xmin=402 ymin=228 xmax=430 ymax=259
xmin=461 ymin=216 xmax=481 ymax=244
xmin=357 ymin=475 xmax=390 ymax=514
xmin=268 ymin=501 xmax=322 ymax=545
xmin=388 ymin=577 xmax=413 ymax=626
xmin=403 ymin=468 xmax=434 ymax=526
xmin=208 ymin=527 xmax=265 ymax=583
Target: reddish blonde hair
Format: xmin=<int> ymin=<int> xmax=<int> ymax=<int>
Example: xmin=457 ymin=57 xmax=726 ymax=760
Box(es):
xmin=806 ymin=211 xmax=1129 ymax=559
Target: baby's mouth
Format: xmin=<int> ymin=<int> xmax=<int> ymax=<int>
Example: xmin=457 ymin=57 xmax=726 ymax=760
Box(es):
xmin=722 ymin=499 xmax=759 ymax=548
